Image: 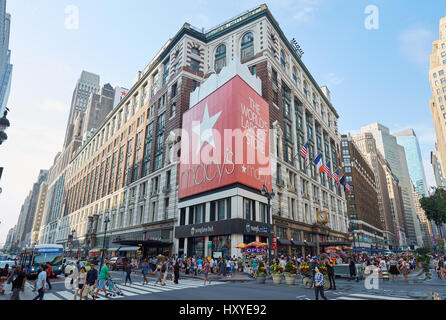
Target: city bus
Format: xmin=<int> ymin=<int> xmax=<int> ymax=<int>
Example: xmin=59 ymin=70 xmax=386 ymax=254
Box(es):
xmin=19 ymin=244 xmax=64 ymax=279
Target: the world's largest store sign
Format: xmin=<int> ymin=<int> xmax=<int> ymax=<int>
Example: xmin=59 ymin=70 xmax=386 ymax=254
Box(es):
xmin=179 ymin=76 xmax=272 ymax=199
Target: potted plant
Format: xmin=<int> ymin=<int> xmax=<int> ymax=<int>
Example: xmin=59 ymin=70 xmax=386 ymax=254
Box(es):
xmin=256 ymin=262 xmax=267 ymax=284
xmin=270 ymin=263 xmax=284 ymax=284
xmin=318 ymin=263 xmax=330 ymax=288
xmin=284 ymin=262 xmax=298 ymax=285
xmin=300 ymin=263 xmax=312 ymax=288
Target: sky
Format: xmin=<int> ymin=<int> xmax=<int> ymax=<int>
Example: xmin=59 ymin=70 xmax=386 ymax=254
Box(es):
xmin=0 ymin=0 xmax=444 ymax=244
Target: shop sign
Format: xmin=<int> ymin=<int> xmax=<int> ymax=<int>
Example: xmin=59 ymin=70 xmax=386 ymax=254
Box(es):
xmin=242 ymin=248 xmax=266 ymax=254
xmin=207 ymin=241 xmax=213 ymax=249
xmin=175 ymin=219 xmax=269 ymax=238
xmin=272 ymin=236 xmax=277 ymax=250
xmin=179 ymin=75 xmax=271 ymax=199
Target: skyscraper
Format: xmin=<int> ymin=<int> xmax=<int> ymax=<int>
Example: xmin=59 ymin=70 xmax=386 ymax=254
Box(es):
xmin=0 ymin=0 xmax=12 ymax=115
xmin=63 ymin=71 xmax=100 ymax=148
xmin=429 ymin=15 xmax=446 ymax=182
xmin=394 ymin=129 xmax=429 ymax=197
xmin=361 ymin=123 xmax=423 ymax=248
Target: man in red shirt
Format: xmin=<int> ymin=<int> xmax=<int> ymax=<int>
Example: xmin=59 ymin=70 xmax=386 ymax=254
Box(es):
xmin=45 ymin=263 xmax=53 ymax=290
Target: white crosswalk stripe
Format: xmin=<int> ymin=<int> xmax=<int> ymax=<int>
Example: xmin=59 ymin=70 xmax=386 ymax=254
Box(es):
xmin=335 ymin=293 xmax=414 ymax=300
xmin=42 ymin=279 xmax=227 ymax=300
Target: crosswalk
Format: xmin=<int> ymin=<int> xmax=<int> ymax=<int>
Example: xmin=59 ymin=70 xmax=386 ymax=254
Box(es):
xmin=335 ymin=293 xmax=413 ymax=300
xmin=32 ymin=279 xmax=226 ymax=300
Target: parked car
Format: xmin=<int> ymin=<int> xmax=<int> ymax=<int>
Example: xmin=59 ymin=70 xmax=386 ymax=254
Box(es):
xmin=109 ymin=257 xmax=130 ymax=271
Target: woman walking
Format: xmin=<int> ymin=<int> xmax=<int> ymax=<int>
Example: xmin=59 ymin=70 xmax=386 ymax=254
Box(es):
xmin=174 ymin=260 xmax=180 ymax=284
xmin=203 ymin=261 xmax=211 ymax=285
xmin=388 ymin=257 xmax=399 ymax=281
xmin=348 ymin=258 xmax=359 ymax=282
xmin=154 ymin=262 xmax=163 ymax=286
xmin=73 ymin=267 xmax=87 ymax=300
xmin=400 ymin=259 xmax=410 ymax=282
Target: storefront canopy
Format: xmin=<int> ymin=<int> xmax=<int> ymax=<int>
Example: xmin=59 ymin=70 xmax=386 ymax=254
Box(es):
xmin=291 ymin=240 xmax=306 ymax=246
xmin=277 ymin=239 xmax=292 ymax=246
xmin=114 ymin=240 xmax=172 ymax=248
xmin=118 ymin=247 xmax=140 ymax=252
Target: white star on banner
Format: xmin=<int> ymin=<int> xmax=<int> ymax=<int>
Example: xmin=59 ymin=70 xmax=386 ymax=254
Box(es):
xmin=192 ymin=104 xmax=222 ymax=155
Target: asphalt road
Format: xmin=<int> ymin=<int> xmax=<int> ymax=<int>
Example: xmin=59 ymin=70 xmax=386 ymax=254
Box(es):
xmin=25 ymin=270 xmax=445 ymax=301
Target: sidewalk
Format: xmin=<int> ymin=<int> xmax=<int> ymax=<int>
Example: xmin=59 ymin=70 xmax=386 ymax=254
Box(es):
xmin=129 ymin=270 xmax=255 ymax=282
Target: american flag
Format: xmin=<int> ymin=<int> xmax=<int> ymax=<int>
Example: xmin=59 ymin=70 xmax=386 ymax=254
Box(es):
xmin=324 ymin=162 xmax=331 ymax=178
xmin=300 ymin=143 xmax=309 ymax=164
xmin=332 ymin=170 xmax=340 ymax=186
xmin=345 ymin=183 xmax=351 ymax=194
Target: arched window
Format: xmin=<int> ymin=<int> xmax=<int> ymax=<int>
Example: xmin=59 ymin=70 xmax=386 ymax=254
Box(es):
xmin=280 ymin=50 xmax=286 ymax=69
xmin=241 ymin=32 xmax=254 ymax=62
xmin=292 ymin=67 xmax=297 ymax=84
xmin=191 ymin=47 xmax=200 ymax=56
xmin=303 ymin=81 xmax=308 ymax=98
xmin=214 ymin=44 xmax=226 ymax=73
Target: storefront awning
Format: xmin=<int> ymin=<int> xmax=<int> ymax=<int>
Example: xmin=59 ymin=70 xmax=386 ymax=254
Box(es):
xmin=89 ymin=248 xmax=100 ymax=252
xmin=291 ymin=240 xmax=305 ymax=246
xmin=118 ymin=247 xmax=140 ymax=252
xmin=277 ymin=239 xmax=292 ymax=246
xmin=304 ymin=242 xmax=316 ymax=247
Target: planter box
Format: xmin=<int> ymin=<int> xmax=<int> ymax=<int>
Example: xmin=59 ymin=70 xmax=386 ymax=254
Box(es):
xmin=272 ymin=274 xmax=283 ymax=285
xmin=284 ymin=275 xmax=297 ymax=285
xmin=256 ymin=276 xmax=266 ymax=284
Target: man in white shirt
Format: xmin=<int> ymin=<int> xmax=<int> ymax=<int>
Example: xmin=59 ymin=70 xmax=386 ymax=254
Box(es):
xmin=32 ymin=265 xmax=47 ymax=300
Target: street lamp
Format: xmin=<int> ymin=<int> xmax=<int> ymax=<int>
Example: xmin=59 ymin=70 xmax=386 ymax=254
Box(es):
xmin=0 ymin=108 xmax=10 ymax=145
xmin=261 ymin=184 xmax=275 ymax=267
xmin=100 ymin=215 xmax=111 ymax=269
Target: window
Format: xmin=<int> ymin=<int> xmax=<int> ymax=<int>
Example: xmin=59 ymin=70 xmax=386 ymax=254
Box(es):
xmin=259 ymin=203 xmax=267 ymax=223
xmin=243 ymin=198 xmax=255 ymax=221
xmin=434 ymin=73 xmax=438 ymax=78
xmin=190 ymin=58 xmax=200 ymax=73
xmin=273 ymin=90 xmax=278 ymax=105
xmin=191 ymin=47 xmax=200 ymax=56
xmin=280 ymin=51 xmax=286 ymax=69
xmin=162 ymin=58 xmax=170 ymax=85
xmin=441 ymin=105 xmax=445 ymax=111
xmin=251 ymin=65 xmax=256 ymax=76
xmin=442 ymin=78 xmax=446 ymax=84
xmin=214 ymin=44 xmax=226 ymax=73
xmin=292 ymin=67 xmax=297 ymax=84
xmin=218 ymin=199 xmax=226 ymax=221
xmin=440 ymin=70 xmax=445 ymax=76
xmin=171 ymin=82 xmax=177 ymax=98
xmin=210 ymin=201 xmax=216 ymax=222
xmin=241 ymin=32 xmax=254 ymax=62
xmin=345 ymin=167 xmax=352 ymax=173
xmin=272 ymin=69 xmax=278 ymax=86
xmin=191 ymin=80 xmax=198 ymax=92
xmin=303 ymin=81 xmax=308 ymax=98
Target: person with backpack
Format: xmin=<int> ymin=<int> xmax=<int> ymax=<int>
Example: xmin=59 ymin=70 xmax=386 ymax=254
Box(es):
xmin=161 ymin=260 xmax=168 ymax=285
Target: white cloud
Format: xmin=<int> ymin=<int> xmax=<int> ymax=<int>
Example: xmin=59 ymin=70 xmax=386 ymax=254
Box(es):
xmin=290 ymin=0 xmax=325 ymax=23
xmin=399 ymin=27 xmax=433 ymax=66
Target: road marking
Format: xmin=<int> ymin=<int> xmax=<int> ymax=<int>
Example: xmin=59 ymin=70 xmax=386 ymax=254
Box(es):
xmin=126 ymin=284 xmax=164 ymax=293
xmin=56 ymin=290 xmax=75 ymax=300
xmin=43 ymin=293 xmax=60 ymax=300
xmin=349 ymin=293 xmax=412 ymax=300
xmin=118 ymin=285 xmax=153 ymax=295
xmin=336 ymin=297 xmax=366 ymax=300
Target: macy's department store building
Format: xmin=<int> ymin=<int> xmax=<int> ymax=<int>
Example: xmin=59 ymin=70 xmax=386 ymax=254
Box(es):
xmin=174 ymin=60 xmax=273 ymax=259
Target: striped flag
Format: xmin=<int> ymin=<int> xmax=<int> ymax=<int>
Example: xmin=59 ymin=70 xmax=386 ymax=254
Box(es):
xmin=332 ymin=170 xmax=340 ymax=186
xmin=324 ymin=162 xmax=331 ymax=178
xmin=300 ymin=143 xmax=309 ymax=164
xmin=345 ymin=183 xmax=351 ymax=194
xmin=339 ymin=176 xmax=345 ymax=190
xmin=314 ymin=154 xmax=324 ymax=174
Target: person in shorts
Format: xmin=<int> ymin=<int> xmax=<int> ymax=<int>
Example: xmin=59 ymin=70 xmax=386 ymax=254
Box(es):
xmin=95 ymin=261 xmax=112 ymax=299
xmin=203 ymin=261 xmax=211 ymax=285
xmin=73 ymin=267 xmax=87 ymax=300
xmin=84 ymin=263 xmax=98 ymax=300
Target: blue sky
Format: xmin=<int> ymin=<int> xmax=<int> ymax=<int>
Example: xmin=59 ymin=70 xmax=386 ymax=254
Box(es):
xmin=0 ymin=0 xmax=444 ymax=243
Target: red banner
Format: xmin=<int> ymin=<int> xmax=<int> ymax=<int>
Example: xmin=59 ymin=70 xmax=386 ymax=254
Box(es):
xmin=179 ymin=75 xmax=271 ymax=199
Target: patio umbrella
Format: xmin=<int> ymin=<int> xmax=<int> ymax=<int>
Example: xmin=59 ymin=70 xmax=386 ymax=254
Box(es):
xmin=248 ymin=241 xmax=264 ymax=248
xmin=235 ymin=243 xmax=248 ymax=249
